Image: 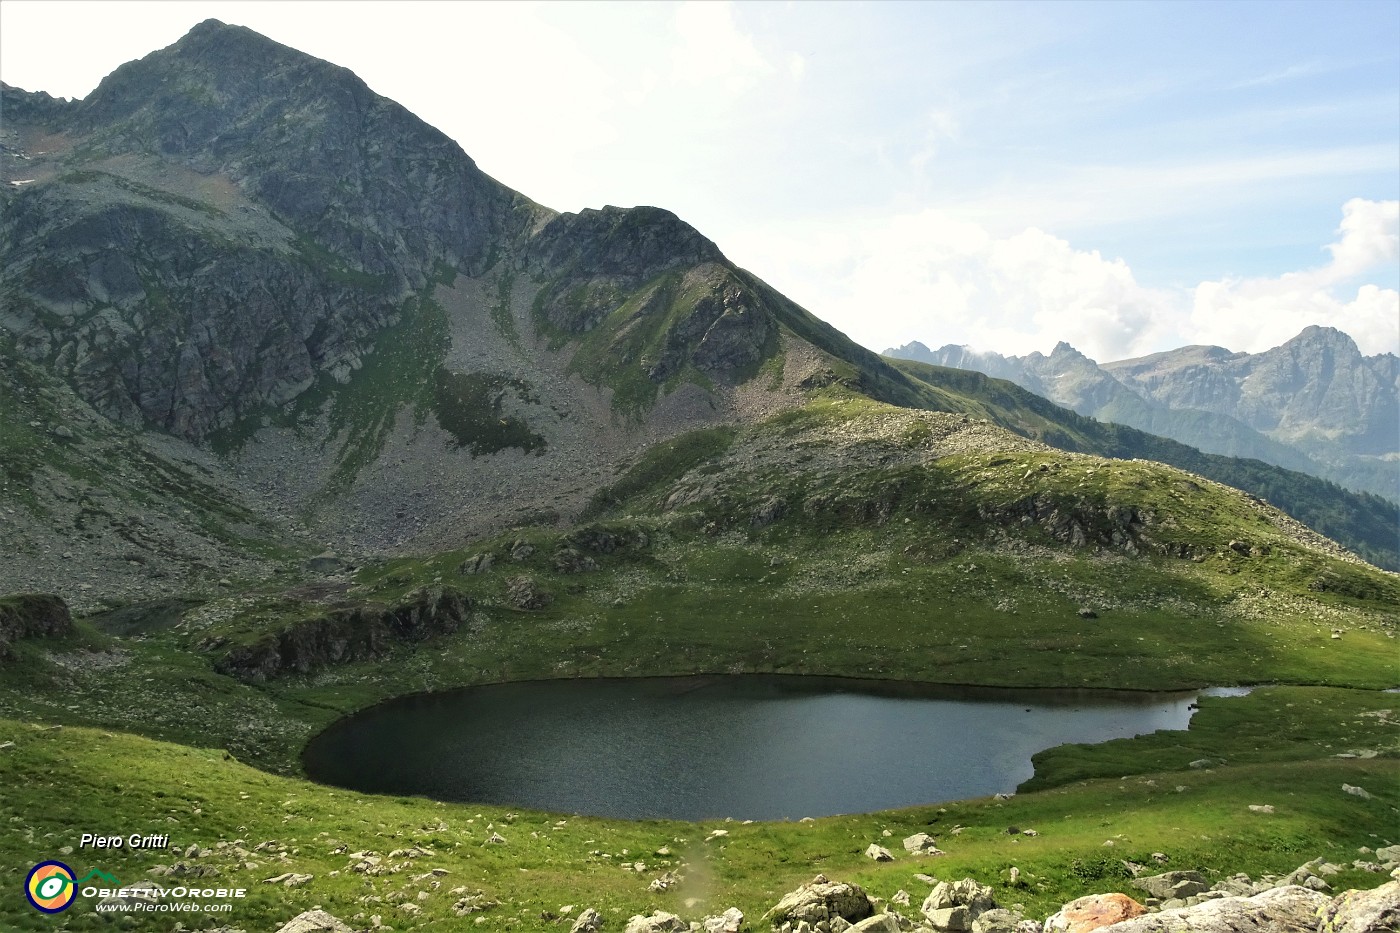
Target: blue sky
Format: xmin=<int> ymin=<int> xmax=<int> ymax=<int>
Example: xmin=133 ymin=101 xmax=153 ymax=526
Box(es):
xmin=3 ymin=1 xmax=1397 ymax=359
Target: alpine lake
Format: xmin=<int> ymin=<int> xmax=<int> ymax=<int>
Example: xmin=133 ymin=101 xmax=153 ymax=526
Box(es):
xmin=303 ymin=676 xmax=1252 ymax=820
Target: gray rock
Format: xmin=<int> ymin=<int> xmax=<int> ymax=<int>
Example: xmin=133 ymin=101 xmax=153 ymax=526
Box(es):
xmin=505 ymin=575 xmax=552 ymax=610
xmin=1375 ymin=845 xmax=1400 ymax=864
xmin=751 ymin=496 xmax=787 ymax=528
xmin=921 ymin=879 xmax=995 ymax=931
xmin=554 ymin=548 xmax=598 ymax=573
xmin=458 ymin=553 xmax=494 ymax=575
xmin=848 ymin=914 xmax=901 ymax=933
xmin=625 ymin=911 xmax=688 ymax=933
xmin=305 ymin=553 xmax=346 ymax=574
xmin=865 ymin=844 xmax=895 ymax=862
xmin=903 ymin=833 xmax=942 ymax=854
xmin=1073 ymin=885 xmax=1330 ymax=931
xmin=572 ymin=907 xmax=604 ymax=933
xmin=1131 ymin=870 xmax=1209 ymax=900
xmin=274 ymin=910 xmax=355 ymax=933
xmin=969 ymin=907 xmax=1025 ymax=933
xmin=766 ymin=874 xmax=875 ymax=925
xmin=1316 ymin=879 xmax=1400 ymax=933
xmin=702 ymin=907 xmax=743 ymax=933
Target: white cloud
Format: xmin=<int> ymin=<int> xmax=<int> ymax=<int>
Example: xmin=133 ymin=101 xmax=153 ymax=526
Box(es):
xmin=725 ymin=199 xmax=1399 ymax=363
xmin=1189 ymin=199 xmax=1399 ymax=356
xmin=1326 ymin=197 xmax=1399 ymax=280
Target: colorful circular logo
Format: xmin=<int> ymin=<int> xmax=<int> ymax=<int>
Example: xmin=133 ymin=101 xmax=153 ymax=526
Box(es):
xmin=26 ymin=861 xmax=76 ymax=913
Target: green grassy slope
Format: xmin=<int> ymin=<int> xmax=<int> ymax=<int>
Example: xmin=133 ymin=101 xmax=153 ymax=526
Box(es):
xmin=0 ymin=688 xmax=1392 ymax=931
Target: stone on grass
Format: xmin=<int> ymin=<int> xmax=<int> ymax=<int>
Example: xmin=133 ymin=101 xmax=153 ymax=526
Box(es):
xmin=1043 ymin=893 xmax=1146 ymax=932
xmin=1130 ymin=870 xmax=1208 ymax=900
xmin=848 ymin=912 xmax=901 ymax=933
xmin=921 ymin=878 xmax=996 ymax=931
xmin=702 ymin=907 xmax=743 ymax=933
xmin=903 ymin=833 xmax=943 ymax=854
xmin=865 ymin=843 xmax=894 ymax=861
xmin=765 ymin=874 xmax=875 ymax=924
xmin=274 ymin=911 xmax=354 ymax=933
xmin=624 ymin=911 xmax=688 ymax=933
xmin=571 ymin=907 xmax=604 ymax=933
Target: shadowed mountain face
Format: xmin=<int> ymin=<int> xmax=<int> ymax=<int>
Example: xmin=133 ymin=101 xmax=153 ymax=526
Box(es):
xmin=2 ymin=19 xmax=1396 ymax=610
xmin=887 ymin=332 xmax=1399 ymax=503
xmin=0 ymin=19 xmax=892 ymax=591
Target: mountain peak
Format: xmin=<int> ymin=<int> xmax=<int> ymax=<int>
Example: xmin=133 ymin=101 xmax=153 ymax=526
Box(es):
xmin=1049 ymin=340 xmax=1091 ymax=362
xmin=1285 ymin=325 xmax=1359 ymax=353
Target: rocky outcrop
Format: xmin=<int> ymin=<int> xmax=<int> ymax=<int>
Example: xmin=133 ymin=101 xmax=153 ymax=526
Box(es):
xmin=0 ymin=593 xmax=74 ymax=661
xmin=921 ymin=878 xmax=997 ymax=932
xmin=977 ymin=494 xmax=1156 ymax=555
xmin=755 ymin=863 xmax=1396 ymax=933
xmin=1130 ymin=870 xmax=1210 ymax=901
xmin=624 ymin=911 xmax=689 ymax=933
xmin=1316 ymin=879 xmax=1400 ymax=933
xmin=505 ymin=575 xmax=553 ymax=610
xmin=211 ymin=586 xmax=470 ymax=681
xmin=1085 ymin=884 xmax=1329 ymax=931
xmin=766 ymin=874 xmax=876 ymax=926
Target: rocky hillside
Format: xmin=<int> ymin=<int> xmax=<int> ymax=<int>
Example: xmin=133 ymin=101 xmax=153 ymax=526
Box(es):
xmin=887 ymin=332 xmax=1399 ymax=503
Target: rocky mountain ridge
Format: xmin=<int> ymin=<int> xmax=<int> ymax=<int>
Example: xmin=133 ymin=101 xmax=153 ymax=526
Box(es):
xmin=2 ymin=18 xmax=1397 ymax=611
xmin=886 ymin=329 xmax=1399 ymax=502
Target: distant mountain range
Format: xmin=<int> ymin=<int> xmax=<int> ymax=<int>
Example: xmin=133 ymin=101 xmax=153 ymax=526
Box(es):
xmin=885 ymin=327 xmax=1399 ymax=503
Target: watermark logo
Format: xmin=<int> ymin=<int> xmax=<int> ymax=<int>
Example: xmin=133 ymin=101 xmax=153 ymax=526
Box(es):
xmin=25 ymin=861 xmax=76 ymax=913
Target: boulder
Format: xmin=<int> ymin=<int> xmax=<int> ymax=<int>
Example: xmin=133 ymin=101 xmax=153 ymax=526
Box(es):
xmin=554 ymin=548 xmax=598 ymax=573
xmin=304 ymin=553 xmax=347 ymax=574
xmin=921 ymin=879 xmax=996 ymax=931
xmin=624 ymin=911 xmax=688 ymax=933
xmin=505 ymin=575 xmax=552 ymax=610
xmin=0 ymin=593 xmax=75 ymax=660
xmin=865 ymin=844 xmax=895 ymax=861
xmin=1281 ymin=858 xmax=1331 ymax=892
xmin=1315 ymin=879 xmax=1399 ymax=933
xmin=1375 ymin=846 xmax=1400 ymax=865
xmin=969 ymin=909 xmax=1032 ymax=933
xmin=766 ymin=874 xmax=875 ymax=924
xmin=848 ymin=913 xmax=902 ymax=933
xmin=703 ymin=907 xmax=743 ymax=933
xmin=903 ymin=833 xmax=942 ymax=854
xmin=571 ymin=907 xmax=604 ymax=933
xmin=1044 ymin=893 xmax=1146 ymax=932
xmin=1130 ymin=870 xmax=1209 ymax=900
xmin=1078 ymin=885 xmax=1329 ymax=931
xmin=274 ymin=911 xmax=355 ymax=933
xmin=751 ymin=496 xmax=787 ymax=528
xmin=458 ymin=553 xmax=494 ymax=575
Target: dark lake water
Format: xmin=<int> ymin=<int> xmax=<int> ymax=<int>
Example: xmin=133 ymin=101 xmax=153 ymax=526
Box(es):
xmin=303 ymin=676 xmax=1241 ymax=821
